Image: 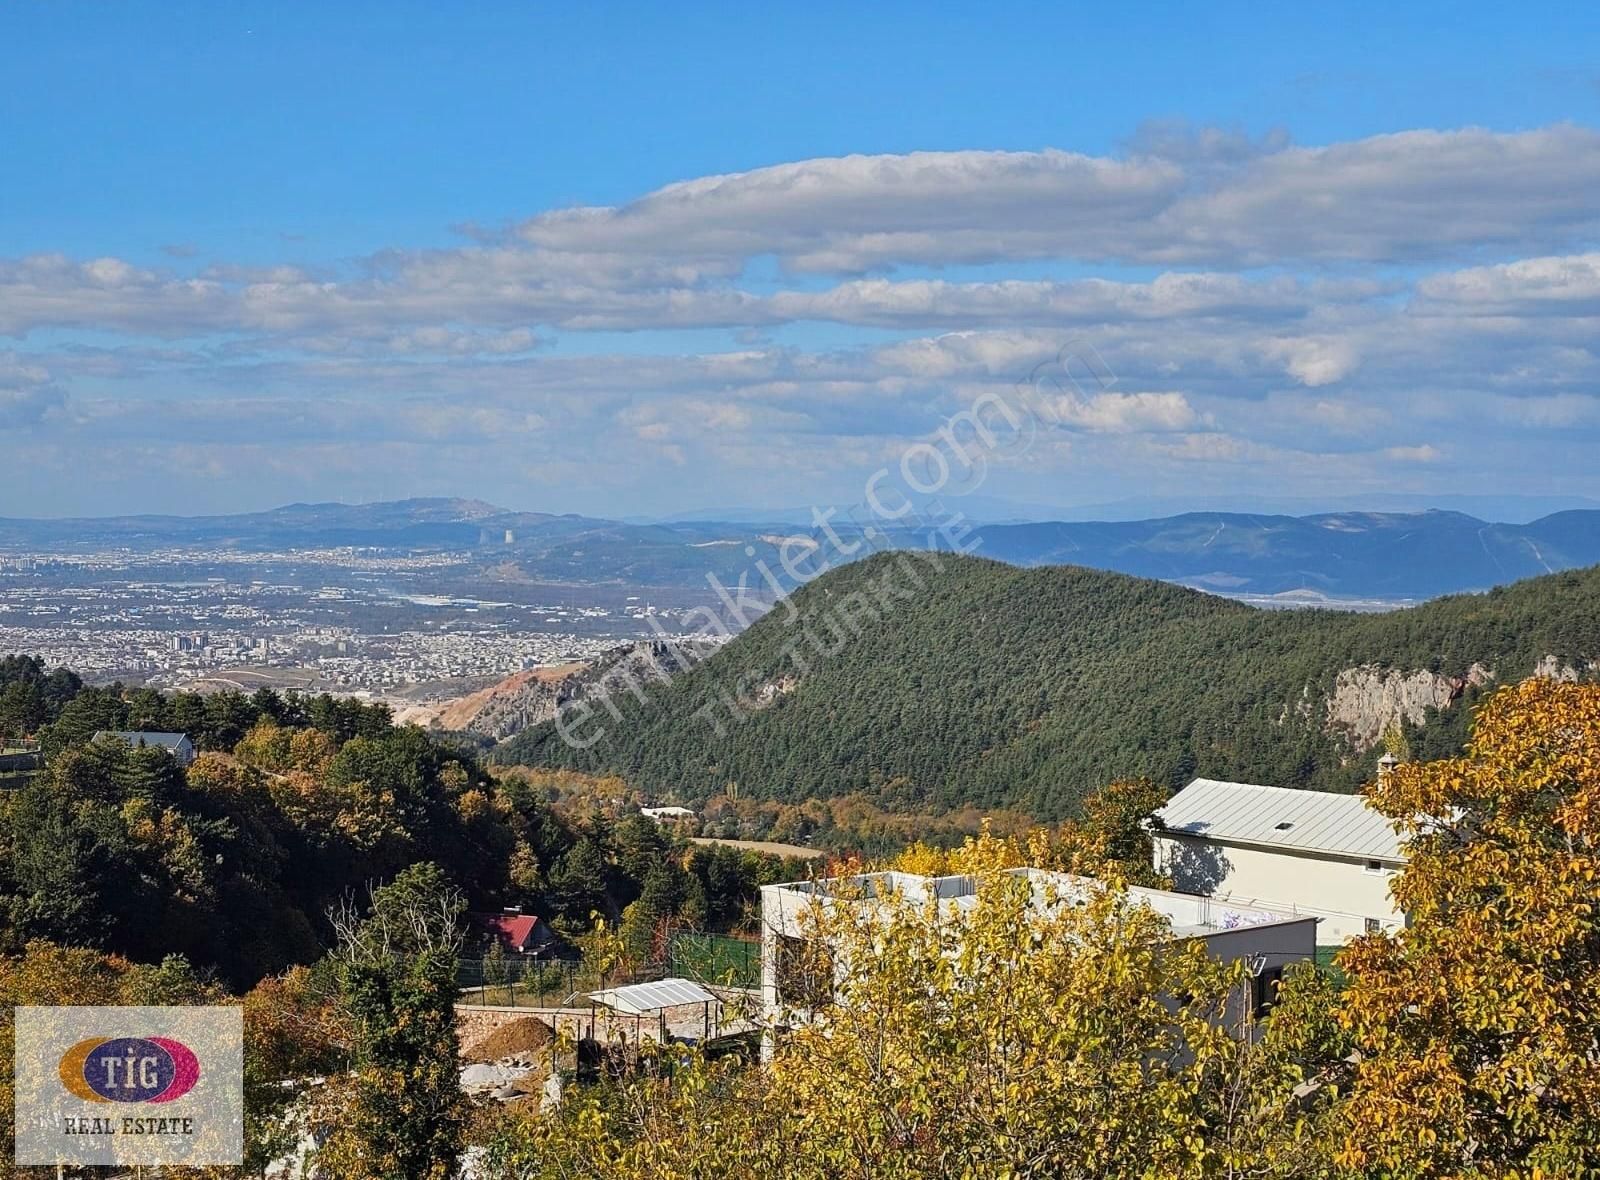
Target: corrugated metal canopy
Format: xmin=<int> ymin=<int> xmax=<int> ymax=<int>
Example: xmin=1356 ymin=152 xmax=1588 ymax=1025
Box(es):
xmin=1157 ymin=777 xmax=1405 ymax=862
xmin=590 ymin=977 xmax=717 ymax=1014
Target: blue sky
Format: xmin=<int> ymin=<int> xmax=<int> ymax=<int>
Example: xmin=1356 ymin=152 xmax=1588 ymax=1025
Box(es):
xmin=3 ymin=3 xmax=1599 ymax=519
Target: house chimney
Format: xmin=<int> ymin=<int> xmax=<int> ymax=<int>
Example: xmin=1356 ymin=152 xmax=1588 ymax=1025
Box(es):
xmin=1376 ymin=752 xmax=1399 ymax=785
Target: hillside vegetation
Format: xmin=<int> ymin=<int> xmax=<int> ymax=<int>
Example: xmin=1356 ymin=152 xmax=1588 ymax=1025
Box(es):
xmin=0 ymin=666 xmax=806 ymax=987
xmin=497 ymin=554 xmax=1600 ymax=817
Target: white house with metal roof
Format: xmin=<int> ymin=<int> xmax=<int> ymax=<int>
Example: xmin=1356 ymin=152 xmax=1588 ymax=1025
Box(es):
xmin=759 ymin=867 xmax=1316 ymax=1057
xmin=92 ymin=730 xmax=196 ymax=767
xmin=1153 ymin=777 xmax=1407 ymax=945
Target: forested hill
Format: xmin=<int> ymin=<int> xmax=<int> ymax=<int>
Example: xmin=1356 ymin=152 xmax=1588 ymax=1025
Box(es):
xmin=496 ymin=555 xmax=1600 ymax=818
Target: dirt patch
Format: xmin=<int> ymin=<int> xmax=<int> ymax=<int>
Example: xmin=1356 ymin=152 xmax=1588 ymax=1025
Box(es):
xmin=690 ymin=837 xmax=824 ymax=859
xmin=464 ymin=1016 xmax=556 ymax=1063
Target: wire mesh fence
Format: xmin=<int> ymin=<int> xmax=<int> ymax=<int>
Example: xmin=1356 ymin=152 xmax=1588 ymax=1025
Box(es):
xmin=456 ymin=932 xmax=761 ymax=1007
xmin=456 ymin=957 xmax=592 ymax=1008
xmin=668 ymin=932 xmax=760 ymax=989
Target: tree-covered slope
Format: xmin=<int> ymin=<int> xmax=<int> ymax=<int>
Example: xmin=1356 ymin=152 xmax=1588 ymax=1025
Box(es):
xmin=496 ymin=555 xmax=1600 ymax=819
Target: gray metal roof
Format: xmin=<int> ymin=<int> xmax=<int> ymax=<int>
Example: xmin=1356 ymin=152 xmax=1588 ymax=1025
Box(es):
xmin=1156 ymin=777 xmax=1405 ymax=862
xmin=589 ymin=977 xmax=717 ymax=1014
xmin=94 ymin=731 xmax=192 ymax=751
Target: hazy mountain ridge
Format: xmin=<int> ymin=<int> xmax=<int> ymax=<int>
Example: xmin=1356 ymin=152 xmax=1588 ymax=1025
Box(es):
xmin=968 ymin=509 xmax=1600 ymax=597
xmin=6 ymin=498 xmax=1600 ymax=599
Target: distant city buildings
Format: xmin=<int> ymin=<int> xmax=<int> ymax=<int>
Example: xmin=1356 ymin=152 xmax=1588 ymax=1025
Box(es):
xmin=0 ymin=542 xmax=704 ymax=697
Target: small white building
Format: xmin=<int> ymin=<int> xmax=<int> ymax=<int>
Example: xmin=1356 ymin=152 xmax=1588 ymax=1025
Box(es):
xmin=640 ymin=805 xmax=697 ymax=824
xmin=93 ymin=730 xmax=197 ymax=767
xmin=760 ymin=867 xmax=1316 ymax=1054
xmin=1154 ymin=777 xmax=1407 ymax=945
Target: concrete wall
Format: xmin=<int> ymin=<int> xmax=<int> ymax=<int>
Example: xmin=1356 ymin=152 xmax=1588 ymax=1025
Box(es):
xmin=1155 ymin=833 xmax=1405 ymax=944
xmin=1197 ymin=916 xmax=1317 ymax=971
xmin=1193 ymin=915 xmax=1317 ymax=1037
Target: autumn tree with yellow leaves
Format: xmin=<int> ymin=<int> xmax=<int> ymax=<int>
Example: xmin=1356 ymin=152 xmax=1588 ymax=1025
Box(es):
xmin=894 ymin=777 xmax=1170 ymax=886
xmin=1334 ymin=678 xmax=1600 ymax=1177
xmin=477 ymin=683 xmax=1600 ymax=1178
xmin=480 ymin=866 xmax=1337 ymax=1179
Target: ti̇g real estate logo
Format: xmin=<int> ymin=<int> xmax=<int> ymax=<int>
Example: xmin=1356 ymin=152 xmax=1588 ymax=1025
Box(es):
xmin=13 ymin=1006 xmax=243 ymax=1167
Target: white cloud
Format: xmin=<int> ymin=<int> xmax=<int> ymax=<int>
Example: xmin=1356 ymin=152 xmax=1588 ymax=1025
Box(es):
xmin=1415 ymin=252 xmax=1600 ymax=314
xmin=0 ymin=255 xmax=230 ymax=337
xmin=0 ymin=384 xmax=63 ymax=427
xmin=1487 ymin=393 xmax=1600 ymax=428
xmin=1261 ymin=337 xmax=1361 ymax=386
xmin=0 ymin=351 xmax=66 ymax=427
xmin=4 ymin=126 xmax=1599 ymax=345
xmin=1383 ymin=444 xmax=1443 ymax=463
xmin=3 ymin=123 xmax=1600 ymax=512
xmin=512 ymin=125 xmax=1600 ymax=272
xmin=1049 ymin=391 xmax=1199 ymax=433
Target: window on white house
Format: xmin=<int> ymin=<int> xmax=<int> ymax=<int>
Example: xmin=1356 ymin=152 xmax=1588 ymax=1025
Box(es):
xmin=1365 ymin=918 xmax=1381 ymax=935
xmin=1365 ymin=859 xmax=1385 ymax=873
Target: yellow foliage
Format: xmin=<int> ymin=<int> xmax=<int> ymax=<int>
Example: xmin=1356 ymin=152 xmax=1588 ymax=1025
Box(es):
xmin=891 ymin=818 xmax=1028 ymax=876
xmin=234 ymin=718 xmax=293 ymax=771
xmin=480 ymin=869 xmax=1330 ymax=1179
xmin=890 ymin=780 xmax=1169 ymax=889
xmin=266 ymin=768 xmax=405 ymax=850
xmin=1335 ymin=678 xmax=1600 ymax=1177
xmin=456 ymin=787 xmax=493 ymax=824
xmin=287 ymin=725 xmax=336 ymax=774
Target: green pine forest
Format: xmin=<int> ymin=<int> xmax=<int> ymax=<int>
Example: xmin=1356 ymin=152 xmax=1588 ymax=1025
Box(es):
xmin=0 ymin=657 xmax=808 ymax=989
xmin=497 ymin=553 xmax=1600 ymax=818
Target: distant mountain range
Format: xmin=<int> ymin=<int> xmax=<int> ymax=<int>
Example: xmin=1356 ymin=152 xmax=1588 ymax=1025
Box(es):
xmin=644 ymin=492 xmax=1600 ymax=527
xmin=968 ymin=510 xmax=1600 ymax=599
xmin=5 ymin=497 xmax=1600 ymax=602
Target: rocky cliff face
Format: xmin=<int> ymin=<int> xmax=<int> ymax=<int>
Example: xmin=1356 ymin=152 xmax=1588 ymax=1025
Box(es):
xmin=1321 ymin=655 xmax=1598 ymax=750
xmin=430 ymin=640 xmax=720 ymax=742
xmin=1324 ymin=662 xmax=1495 ymax=749
xmin=433 ymin=663 xmax=588 ymax=741
xmin=1532 ymin=655 xmax=1599 ymax=682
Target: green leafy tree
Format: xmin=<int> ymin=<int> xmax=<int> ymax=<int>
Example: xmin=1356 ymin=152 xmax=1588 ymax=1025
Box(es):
xmin=482 ymin=936 xmax=512 ymax=991
xmin=550 ymin=837 xmax=610 ymax=927
xmin=618 ymin=863 xmax=684 ymax=963
xmin=320 ymin=862 xmax=466 ymax=1180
